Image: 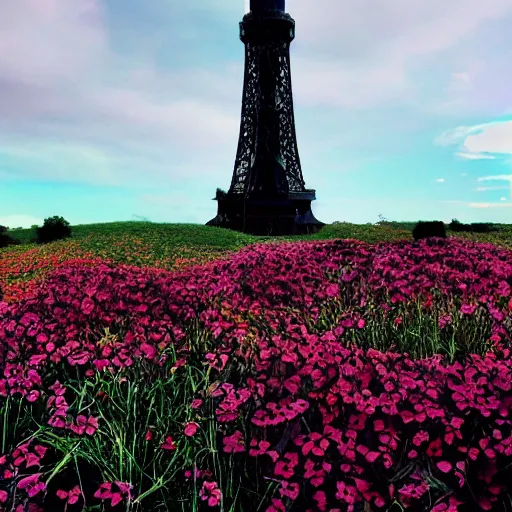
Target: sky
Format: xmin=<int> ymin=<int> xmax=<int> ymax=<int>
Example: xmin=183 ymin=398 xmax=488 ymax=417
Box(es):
xmin=1 ymin=0 xmax=512 ymax=229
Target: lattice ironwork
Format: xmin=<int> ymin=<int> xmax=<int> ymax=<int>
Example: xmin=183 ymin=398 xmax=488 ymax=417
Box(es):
xmin=228 ymin=12 xmax=306 ymax=196
xmin=206 ymin=3 xmax=324 ymax=236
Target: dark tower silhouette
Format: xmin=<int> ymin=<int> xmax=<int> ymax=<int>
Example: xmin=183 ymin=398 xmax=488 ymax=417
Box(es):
xmin=206 ymin=0 xmax=324 ymax=236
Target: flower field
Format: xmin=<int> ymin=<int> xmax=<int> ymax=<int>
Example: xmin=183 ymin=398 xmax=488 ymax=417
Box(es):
xmin=1 ymin=223 xmax=512 ymax=511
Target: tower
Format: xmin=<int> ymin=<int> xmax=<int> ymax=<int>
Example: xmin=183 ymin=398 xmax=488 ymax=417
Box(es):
xmin=206 ymin=0 xmax=324 ymax=236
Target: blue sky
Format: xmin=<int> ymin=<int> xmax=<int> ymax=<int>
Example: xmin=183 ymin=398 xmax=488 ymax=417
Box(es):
xmin=1 ymin=0 xmax=512 ymax=228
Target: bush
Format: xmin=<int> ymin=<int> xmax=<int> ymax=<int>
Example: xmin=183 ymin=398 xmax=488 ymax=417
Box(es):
xmin=0 ymin=225 xmax=21 ymax=248
xmin=35 ymin=216 xmax=72 ymax=244
xmin=449 ymin=218 xmax=467 ymax=232
xmin=469 ymin=222 xmax=496 ymax=233
xmin=412 ymin=220 xmax=446 ymax=241
xmin=449 ymin=219 xmax=498 ymax=233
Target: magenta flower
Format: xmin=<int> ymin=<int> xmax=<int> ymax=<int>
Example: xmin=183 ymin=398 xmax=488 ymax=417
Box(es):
xmin=56 ymin=485 xmax=82 ymax=505
xmin=70 ymin=415 xmax=99 ymax=436
xmin=274 ymin=452 xmax=298 ymax=479
xmin=199 ymin=480 xmax=222 ymax=507
xmin=460 ymin=303 xmax=477 ymax=315
xmin=223 ymin=430 xmax=245 ymax=453
xmin=279 ymin=481 xmax=299 ymax=500
xmin=17 ymin=473 xmax=46 ymax=497
xmin=94 ymin=481 xmax=133 ymax=507
xmin=191 ymin=398 xmax=203 ymax=409
xmin=184 ymin=422 xmax=199 ymax=437
xmin=160 ymin=436 xmax=177 ymax=451
xmin=0 ymin=490 xmax=8 ymax=503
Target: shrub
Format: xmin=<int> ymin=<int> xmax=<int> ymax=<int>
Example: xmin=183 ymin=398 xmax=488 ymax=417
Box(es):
xmin=449 ymin=219 xmax=497 ymax=233
xmin=412 ymin=221 xmax=446 ymax=241
xmin=35 ymin=216 xmax=72 ymax=244
xmin=449 ymin=218 xmax=467 ymax=232
xmin=469 ymin=222 xmax=496 ymax=233
xmin=0 ymin=225 xmax=21 ymax=248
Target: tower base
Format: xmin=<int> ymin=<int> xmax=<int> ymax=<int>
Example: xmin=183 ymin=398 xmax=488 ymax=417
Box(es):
xmin=206 ymin=190 xmax=324 ymax=236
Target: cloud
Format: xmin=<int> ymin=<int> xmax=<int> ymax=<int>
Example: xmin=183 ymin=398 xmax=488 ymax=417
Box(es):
xmin=288 ymin=0 xmax=512 ymax=108
xmin=437 ymin=121 xmax=512 ymax=159
xmin=476 ymin=174 xmax=512 ymax=199
xmin=1 ymin=0 xmax=512 ymax=195
xmin=477 ymin=174 xmax=512 ymax=182
xmin=500 ymin=196 xmax=507 ymax=201
xmin=455 ymin=152 xmax=495 ymax=160
xmin=0 ymin=0 xmax=242 ymax=187
xmin=469 ymin=202 xmax=512 ymax=208
xmin=474 ymin=186 xmax=510 ymax=191
xmin=0 ymin=214 xmax=44 ymax=229
xmin=436 ymin=178 xmax=446 ymax=183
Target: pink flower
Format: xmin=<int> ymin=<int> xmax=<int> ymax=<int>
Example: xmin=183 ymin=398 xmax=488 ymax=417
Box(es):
xmin=17 ymin=473 xmax=46 ymax=497
xmin=223 ymin=430 xmax=245 ymax=453
xmin=274 ymin=452 xmax=298 ymax=479
xmin=145 ymin=429 xmax=153 ymax=441
xmin=279 ymin=481 xmax=299 ymax=500
xmin=94 ymin=482 xmax=132 ymax=507
xmin=70 ymin=415 xmax=99 ymax=436
xmin=56 ymin=485 xmax=82 ymax=505
xmin=0 ymin=490 xmax=8 ymax=503
xmin=161 ymin=436 xmax=177 ymax=451
xmin=184 ymin=422 xmax=199 ymax=437
xmin=412 ymin=431 xmax=429 ymax=446
xmin=80 ymin=297 xmax=95 ymax=315
xmin=436 ymin=461 xmax=452 ymax=473
xmin=460 ymin=303 xmax=477 ymax=315
xmin=140 ymin=342 xmax=157 ymax=359
xmin=191 ymin=399 xmax=203 ymax=409
xmin=199 ymin=480 xmax=222 ymax=507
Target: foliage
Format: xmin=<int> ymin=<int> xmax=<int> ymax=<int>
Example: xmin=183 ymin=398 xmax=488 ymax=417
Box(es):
xmin=412 ymin=221 xmax=446 ymax=241
xmin=449 ymin=219 xmax=498 ymax=233
xmin=0 ymin=237 xmax=512 ymax=510
xmin=0 ymin=225 xmax=21 ymax=249
xmin=34 ymin=216 xmax=72 ymax=245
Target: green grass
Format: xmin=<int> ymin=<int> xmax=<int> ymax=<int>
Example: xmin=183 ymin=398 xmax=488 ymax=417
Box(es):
xmin=6 ymin=219 xmax=512 ymax=252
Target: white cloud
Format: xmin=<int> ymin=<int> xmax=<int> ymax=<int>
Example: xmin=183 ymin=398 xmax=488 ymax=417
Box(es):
xmin=288 ymin=0 xmax=512 ymax=108
xmin=500 ymin=196 xmax=507 ymax=201
xmin=455 ymin=151 xmax=495 ymax=160
xmin=0 ymin=214 xmax=44 ymax=229
xmin=477 ymin=174 xmax=512 ymax=199
xmin=476 ymin=174 xmax=512 ymax=182
xmin=474 ymin=185 xmax=509 ymax=191
xmin=469 ymin=202 xmax=512 ymax=208
xmin=436 ymin=178 xmax=446 ymax=182
xmin=437 ymin=121 xmax=512 ymax=160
